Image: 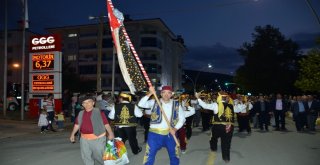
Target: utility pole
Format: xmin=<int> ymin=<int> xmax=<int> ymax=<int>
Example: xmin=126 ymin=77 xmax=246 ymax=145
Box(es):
xmin=111 ymin=47 xmax=116 ymax=99
xmin=20 ymin=0 xmax=29 ymax=120
xmin=89 ymin=15 xmax=107 ymax=92
xmin=97 ymin=16 xmax=103 ymax=93
xmin=3 ymin=0 xmax=8 ymax=117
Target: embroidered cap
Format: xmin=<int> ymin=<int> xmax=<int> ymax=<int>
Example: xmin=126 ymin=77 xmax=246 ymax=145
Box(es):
xmin=161 ymin=86 xmax=173 ymax=92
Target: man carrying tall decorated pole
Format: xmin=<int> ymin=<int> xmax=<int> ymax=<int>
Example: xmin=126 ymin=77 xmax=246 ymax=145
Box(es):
xmin=138 ymin=86 xmax=186 ymax=165
xmin=106 ymin=0 xmax=182 ymax=164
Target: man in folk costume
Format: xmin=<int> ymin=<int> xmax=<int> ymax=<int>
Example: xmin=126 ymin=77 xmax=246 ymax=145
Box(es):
xmin=195 ymin=91 xmax=235 ymax=163
xmin=138 ymin=86 xmax=186 ymax=165
xmin=199 ymin=92 xmax=214 ymax=132
xmin=108 ymin=92 xmax=143 ymax=155
xmin=176 ymin=93 xmax=195 ymax=154
xmin=234 ymin=95 xmax=253 ymax=134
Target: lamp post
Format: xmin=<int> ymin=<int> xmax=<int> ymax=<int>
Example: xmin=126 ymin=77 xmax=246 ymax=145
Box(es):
xmin=89 ymin=14 xmax=108 ymax=92
xmin=185 ymin=63 xmax=214 ymax=93
xmin=185 ymin=75 xmax=196 ymax=93
xmin=12 ymin=63 xmax=20 ymax=83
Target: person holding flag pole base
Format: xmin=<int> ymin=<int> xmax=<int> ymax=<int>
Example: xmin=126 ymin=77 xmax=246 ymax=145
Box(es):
xmin=138 ymin=86 xmax=186 ymax=165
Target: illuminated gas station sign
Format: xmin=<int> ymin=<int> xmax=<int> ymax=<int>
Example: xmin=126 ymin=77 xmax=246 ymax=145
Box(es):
xmin=32 ymin=74 xmax=54 ymax=91
xmin=28 ymin=34 xmax=62 ymax=118
xmin=32 ymin=53 xmax=54 ymax=71
xmin=29 ymin=34 xmax=62 ymax=95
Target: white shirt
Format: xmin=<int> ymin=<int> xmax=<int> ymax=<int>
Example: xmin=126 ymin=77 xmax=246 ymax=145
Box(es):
xmin=197 ymin=99 xmax=218 ymax=114
xmin=234 ymin=102 xmax=253 ymax=113
xmin=42 ymin=99 xmax=54 ymax=112
xmin=276 ymin=99 xmax=283 ymax=110
xmin=138 ymin=96 xmax=186 ymax=130
xmin=144 ymin=108 xmax=152 ymax=115
xmin=190 ymin=99 xmax=201 ymax=110
xmin=181 ymin=100 xmax=195 ymax=118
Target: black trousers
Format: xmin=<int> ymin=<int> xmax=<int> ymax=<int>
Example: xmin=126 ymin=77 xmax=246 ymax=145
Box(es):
xmin=294 ymin=112 xmax=307 ymax=131
xmin=201 ymin=111 xmax=212 ymax=131
xmin=258 ymin=112 xmax=270 ymax=130
xmin=141 ymin=116 xmax=150 ymax=142
xmin=210 ymin=124 xmax=234 ymax=161
xmin=237 ymin=115 xmax=251 ymax=133
xmin=185 ymin=115 xmax=194 ymax=139
xmin=114 ymin=126 xmax=140 ymax=154
xmin=273 ymin=110 xmax=286 ymax=129
xmin=47 ymin=111 xmax=55 ymax=130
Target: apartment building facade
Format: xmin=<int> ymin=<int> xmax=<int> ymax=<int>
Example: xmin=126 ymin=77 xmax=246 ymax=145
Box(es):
xmin=47 ymin=18 xmax=186 ymax=92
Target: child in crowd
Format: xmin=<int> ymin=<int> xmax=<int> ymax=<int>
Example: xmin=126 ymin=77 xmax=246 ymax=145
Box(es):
xmin=38 ymin=109 xmax=49 ymax=134
xmin=55 ymin=111 xmax=65 ymax=130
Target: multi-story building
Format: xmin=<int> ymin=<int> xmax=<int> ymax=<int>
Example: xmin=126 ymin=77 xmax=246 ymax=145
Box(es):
xmin=47 ymin=18 xmax=186 ymax=92
xmin=0 ymin=29 xmax=35 ymax=98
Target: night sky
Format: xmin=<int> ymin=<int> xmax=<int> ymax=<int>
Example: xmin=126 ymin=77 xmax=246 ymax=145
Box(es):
xmin=1 ymin=0 xmax=320 ymax=74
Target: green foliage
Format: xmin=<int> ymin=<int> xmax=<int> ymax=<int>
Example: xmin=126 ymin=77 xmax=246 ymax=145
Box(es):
xmin=235 ymin=25 xmax=300 ymax=94
xmin=295 ymin=48 xmax=320 ymax=92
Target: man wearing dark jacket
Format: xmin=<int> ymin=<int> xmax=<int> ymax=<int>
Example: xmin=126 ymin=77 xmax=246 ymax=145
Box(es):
xmin=292 ymin=95 xmax=307 ymax=132
xmin=254 ymin=95 xmax=271 ymax=131
xmin=271 ymin=93 xmax=287 ymax=131
xmin=305 ymin=95 xmax=319 ymax=131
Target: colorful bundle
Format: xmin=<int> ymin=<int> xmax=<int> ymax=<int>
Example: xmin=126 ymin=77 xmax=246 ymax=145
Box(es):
xmin=103 ymin=138 xmax=129 ymax=165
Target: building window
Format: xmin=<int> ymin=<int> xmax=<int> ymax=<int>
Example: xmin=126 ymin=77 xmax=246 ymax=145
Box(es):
xmin=8 ymin=46 xmax=13 ymax=53
xmin=144 ymin=64 xmax=159 ymax=74
xmin=79 ymin=65 xmax=97 ymax=74
xmin=140 ymin=30 xmax=157 ymax=35
xmin=67 ymin=55 xmax=77 ymax=61
xmin=102 ymin=64 xmax=112 ymax=73
xmin=102 ymin=38 xmax=113 ymax=48
xmin=68 ymin=33 xmax=78 ymax=37
xmin=67 ymin=43 xmax=77 ymax=49
xmin=141 ymin=37 xmax=162 ymax=49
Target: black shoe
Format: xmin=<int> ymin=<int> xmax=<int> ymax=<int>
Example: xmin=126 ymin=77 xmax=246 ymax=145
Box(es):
xmin=281 ymin=127 xmax=287 ymax=131
xmin=134 ymin=147 xmax=142 ymax=155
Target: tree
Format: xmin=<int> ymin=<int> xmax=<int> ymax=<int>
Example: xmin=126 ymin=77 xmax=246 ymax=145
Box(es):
xmin=295 ymin=48 xmax=320 ymax=92
xmin=235 ymin=25 xmax=300 ymax=94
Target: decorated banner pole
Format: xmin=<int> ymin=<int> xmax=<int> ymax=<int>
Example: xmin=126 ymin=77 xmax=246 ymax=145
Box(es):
xmin=106 ymin=0 xmax=180 ymax=147
xmin=122 ymin=27 xmax=180 ymax=147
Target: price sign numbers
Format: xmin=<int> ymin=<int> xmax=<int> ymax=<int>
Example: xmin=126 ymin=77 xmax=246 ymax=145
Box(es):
xmin=32 ymin=54 xmax=54 ymax=70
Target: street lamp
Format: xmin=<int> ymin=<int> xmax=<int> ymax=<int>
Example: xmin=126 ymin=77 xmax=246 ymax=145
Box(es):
xmin=12 ymin=63 xmax=20 ymax=68
xmin=89 ymin=15 xmax=108 ymax=92
xmin=185 ymin=75 xmax=196 ymax=93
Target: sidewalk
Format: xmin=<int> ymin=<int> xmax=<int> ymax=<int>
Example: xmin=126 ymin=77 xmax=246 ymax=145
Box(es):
xmin=0 ymin=113 xmax=74 ymax=140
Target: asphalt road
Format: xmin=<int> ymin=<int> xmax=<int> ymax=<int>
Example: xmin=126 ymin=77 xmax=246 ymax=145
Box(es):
xmin=0 ymin=118 xmax=319 ymax=165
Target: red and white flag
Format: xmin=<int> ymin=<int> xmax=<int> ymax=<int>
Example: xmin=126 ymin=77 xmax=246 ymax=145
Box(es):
xmin=106 ymin=0 xmax=150 ymax=94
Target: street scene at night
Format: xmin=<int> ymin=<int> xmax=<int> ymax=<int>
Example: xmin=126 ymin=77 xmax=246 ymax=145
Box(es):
xmin=0 ymin=117 xmax=319 ymax=165
xmin=1 ymin=0 xmax=320 ymax=165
